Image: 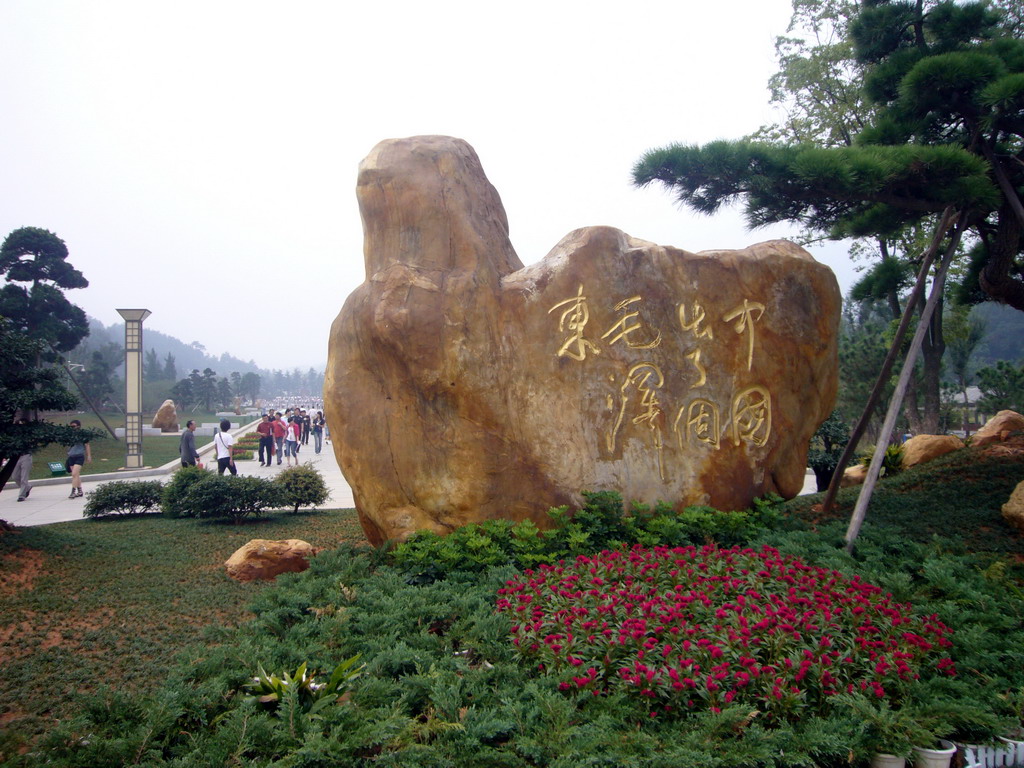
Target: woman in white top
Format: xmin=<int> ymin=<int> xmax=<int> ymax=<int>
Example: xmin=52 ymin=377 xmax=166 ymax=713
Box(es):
xmin=285 ymin=416 xmax=301 ymax=467
xmin=215 ymin=419 xmax=237 ymax=475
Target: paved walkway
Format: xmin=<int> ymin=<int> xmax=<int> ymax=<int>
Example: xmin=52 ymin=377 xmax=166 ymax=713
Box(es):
xmin=1 ymin=421 xmax=355 ymax=527
xmin=4 ymin=415 xmax=818 ymax=527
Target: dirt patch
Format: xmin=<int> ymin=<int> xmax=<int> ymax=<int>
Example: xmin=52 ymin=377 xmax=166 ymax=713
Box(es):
xmin=0 ymin=549 xmax=46 ymax=596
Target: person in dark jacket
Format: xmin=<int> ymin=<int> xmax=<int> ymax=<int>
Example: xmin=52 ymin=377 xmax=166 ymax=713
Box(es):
xmin=180 ymin=420 xmax=200 ymax=467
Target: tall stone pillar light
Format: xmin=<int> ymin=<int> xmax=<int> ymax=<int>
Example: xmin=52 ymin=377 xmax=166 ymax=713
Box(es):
xmin=117 ymin=308 xmax=152 ymax=469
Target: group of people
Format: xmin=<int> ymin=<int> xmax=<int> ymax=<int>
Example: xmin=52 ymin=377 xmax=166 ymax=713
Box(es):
xmin=6 ymin=418 xmax=91 ymax=503
xmin=254 ymin=409 xmax=326 ymax=468
xmin=178 ymin=408 xmax=328 ymax=475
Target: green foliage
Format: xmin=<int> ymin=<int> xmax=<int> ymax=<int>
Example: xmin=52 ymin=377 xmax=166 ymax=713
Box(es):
xmin=274 ymin=462 xmax=330 ymax=513
xmin=83 ymin=480 xmax=164 ymax=518
xmin=808 ymin=410 xmax=851 ymax=491
xmin=860 ymin=443 xmax=905 ymax=476
xmin=976 ymin=359 xmax=1024 ymax=413
xmin=160 ymin=464 xmax=212 ymax=518
xmin=393 ymin=491 xmax=781 ymax=581
xmin=228 ymin=449 xmax=253 ymax=460
xmin=0 ymin=226 xmax=89 ymax=353
xmin=245 ymin=655 xmax=364 ymax=717
xmin=634 ymin=0 xmax=1024 ymax=310
xmin=177 ymin=474 xmax=287 ymax=523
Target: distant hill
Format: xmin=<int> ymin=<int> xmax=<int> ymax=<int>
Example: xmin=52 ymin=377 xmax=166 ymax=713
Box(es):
xmin=70 ymin=318 xmax=325 ymax=401
xmin=76 ymin=317 xmax=267 ymax=378
xmin=973 ymin=303 xmax=1024 ymax=366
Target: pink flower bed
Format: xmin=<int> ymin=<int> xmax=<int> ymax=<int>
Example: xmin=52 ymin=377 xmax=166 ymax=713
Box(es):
xmin=496 ymin=544 xmax=955 ymax=720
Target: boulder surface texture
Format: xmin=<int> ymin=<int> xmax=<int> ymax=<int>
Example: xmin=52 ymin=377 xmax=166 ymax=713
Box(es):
xmin=224 ymin=539 xmax=315 ymax=582
xmin=974 ymin=410 xmax=1024 ymax=447
xmin=1003 ymin=481 xmax=1024 ymax=534
xmin=901 ymin=434 xmax=964 ymax=469
xmin=325 ymin=136 xmax=841 ymax=546
xmin=151 ymin=399 xmax=179 ymax=433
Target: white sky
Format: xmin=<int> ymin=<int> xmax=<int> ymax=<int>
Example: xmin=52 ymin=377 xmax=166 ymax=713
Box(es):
xmin=0 ymin=0 xmax=859 ymax=371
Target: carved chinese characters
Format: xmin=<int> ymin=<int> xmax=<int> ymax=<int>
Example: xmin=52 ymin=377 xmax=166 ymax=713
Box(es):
xmin=325 ymin=136 xmax=841 ymax=546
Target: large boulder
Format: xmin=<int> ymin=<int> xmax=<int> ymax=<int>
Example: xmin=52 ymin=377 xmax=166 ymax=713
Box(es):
xmin=974 ymin=410 xmax=1024 ymax=447
xmin=901 ymin=434 xmax=964 ymax=469
xmin=325 ymin=136 xmax=841 ymax=546
xmin=151 ymin=399 xmax=179 ymax=433
xmin=1003 ymin=481 xmax=1024 ymax=535
xmin=224 ymin=539 xmax=315 ymax=582
xmin=841 ymin=463 xmax=868 ymax=488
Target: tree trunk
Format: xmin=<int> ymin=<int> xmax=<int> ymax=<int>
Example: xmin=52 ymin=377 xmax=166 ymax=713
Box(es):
xmin=821 ymin=208 xmax=958 ymax=517
xmin=920 ymin=295 xmax=945 ymax=434
xmin=845 ymin=215 xmax=967 ymax=550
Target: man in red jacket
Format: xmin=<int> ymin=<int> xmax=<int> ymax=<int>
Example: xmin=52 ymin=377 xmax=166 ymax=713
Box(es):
xmin=256 ymin=414 xmax=274 ymax=466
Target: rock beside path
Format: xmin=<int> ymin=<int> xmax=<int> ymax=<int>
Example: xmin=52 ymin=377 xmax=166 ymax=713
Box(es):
xmin=224 ymin=539 xmax=315 ymax=581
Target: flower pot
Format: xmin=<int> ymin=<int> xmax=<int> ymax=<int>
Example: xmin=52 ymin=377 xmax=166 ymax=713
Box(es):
xmin=871 ymin=754 xmax=906 ymax=768
xmin=996 ymin=730 xmax=1024 ymax=766
xmin=913 ymin=740 xmax=956 ymax=768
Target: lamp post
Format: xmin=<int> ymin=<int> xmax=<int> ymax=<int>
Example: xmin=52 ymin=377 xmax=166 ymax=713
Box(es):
xmin=117 ymin=309 xmax=151 ymax=469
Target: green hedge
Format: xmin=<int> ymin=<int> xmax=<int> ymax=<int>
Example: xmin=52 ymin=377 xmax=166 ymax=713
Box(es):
xmin=83 ymin=480 xmax=164 ymax=518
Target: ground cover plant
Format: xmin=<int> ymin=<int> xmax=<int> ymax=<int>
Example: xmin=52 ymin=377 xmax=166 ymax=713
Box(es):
xmin=0 ymin=508 xmax=367 ymax=756
xmin=1 ymin=441 xmax=1022 ymax=765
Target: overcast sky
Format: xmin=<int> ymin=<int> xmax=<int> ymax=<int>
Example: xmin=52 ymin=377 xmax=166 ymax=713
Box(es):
xmin=0 ymin=1 xmax=859 ymax=372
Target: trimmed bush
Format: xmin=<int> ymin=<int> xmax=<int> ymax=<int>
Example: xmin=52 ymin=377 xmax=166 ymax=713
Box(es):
xmin=229 ymin=449 xmax=254 ymax=460
xmin=178 ymin=474 xmax=287 ymax=523
xmin=393 ymin=491 xmax=782 ymax=579
xmin=161 ymin=464 xmax=213 ymax=518
xmin=83 ymin=480 xmax=165 ymax=518
xmin=274 ymin=463 xmax=330 ymax=513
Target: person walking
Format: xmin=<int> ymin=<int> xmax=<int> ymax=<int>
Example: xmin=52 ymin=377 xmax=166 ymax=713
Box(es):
xmin=312 ymin=411 xmax=325 ymax=454
xmin=12 ymin=454 xmax=32 ymax=502
xmin=301 ymin=410 xmax=311 ymax=445
xmin=66 ymin=419 xmax=91 ymax=498
xmin=180 ymin=420 xmax=201 ymax=467
xmin=256 ymin=414 xmax=274 ymax=466
xmin=271 ymin=412 xmax=286 ymax=465
xmin=284 ymin=416 xmax=300 ymax=467
xmin=214 ymin=419 xmax=237 ymax=475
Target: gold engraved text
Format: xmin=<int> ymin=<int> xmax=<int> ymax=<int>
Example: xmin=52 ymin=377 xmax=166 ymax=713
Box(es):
xmin=731 ymin=386 xmax=771 ymax=447
xmin=723 ymin=299 xmax=765 ymax=371
xmin=601 ymin=296 xmax=662 ymax=349
xmin=548 ymin=285 xmax=599 ymax=361
xmin=678 ymin=301 xmax=714 ymax=340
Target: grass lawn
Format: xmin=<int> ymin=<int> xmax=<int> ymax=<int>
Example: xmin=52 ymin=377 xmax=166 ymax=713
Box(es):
xmin=0 ymin=508 xmax=366 ymax=743
xmin=28 ymin=411 xmax=260 ymax=480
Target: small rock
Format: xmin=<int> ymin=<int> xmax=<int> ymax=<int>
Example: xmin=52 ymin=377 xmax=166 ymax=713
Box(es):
xmin=974 ymin=410 xmax=1024 ymax=447
xmin=224 ymin=539 xmax=315 ymax=582
xmin=1002 ymin=481 xmax=1024 ymax=535
xmin=901 ymin=434 xmax=964 ymax=469
xmin=841 ymin=463 xmax=868 ymax=487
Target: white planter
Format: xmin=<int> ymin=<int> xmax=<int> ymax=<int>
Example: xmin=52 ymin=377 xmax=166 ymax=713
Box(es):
xmin=913 ymin=740 xmax=957 ymax=768
xmin=995 ymin=733 xmax=1024 ymax=767
xmin=962 ymin=737 xmax=1024 ymax=768
xmin=872 ymin=754 xmax=907 ymax=768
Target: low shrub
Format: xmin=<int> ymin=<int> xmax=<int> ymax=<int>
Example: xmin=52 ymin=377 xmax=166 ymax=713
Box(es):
xmin=161 ymin=464 xmax=212 ymax=518
xmin=178 ymin=474 xmax=287 ymax=522
xmin=83 ymin=480 xmax=164 ymax=518
xmin=274 ymin=463 xmax=330 ymax=513
xmin=393 ymin=491 xmax=782 ymax=579
xmin=229 ymin=448 xmax=254 ymax=460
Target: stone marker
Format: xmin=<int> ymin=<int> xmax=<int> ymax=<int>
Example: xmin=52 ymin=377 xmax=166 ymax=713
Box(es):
xmin=151 ymin=399 xmax=179 ymax=433
xmin=224 ymin=539 xmax=315 ymax=582
xmin=325 ymin=136 xmax=841 ymax=546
